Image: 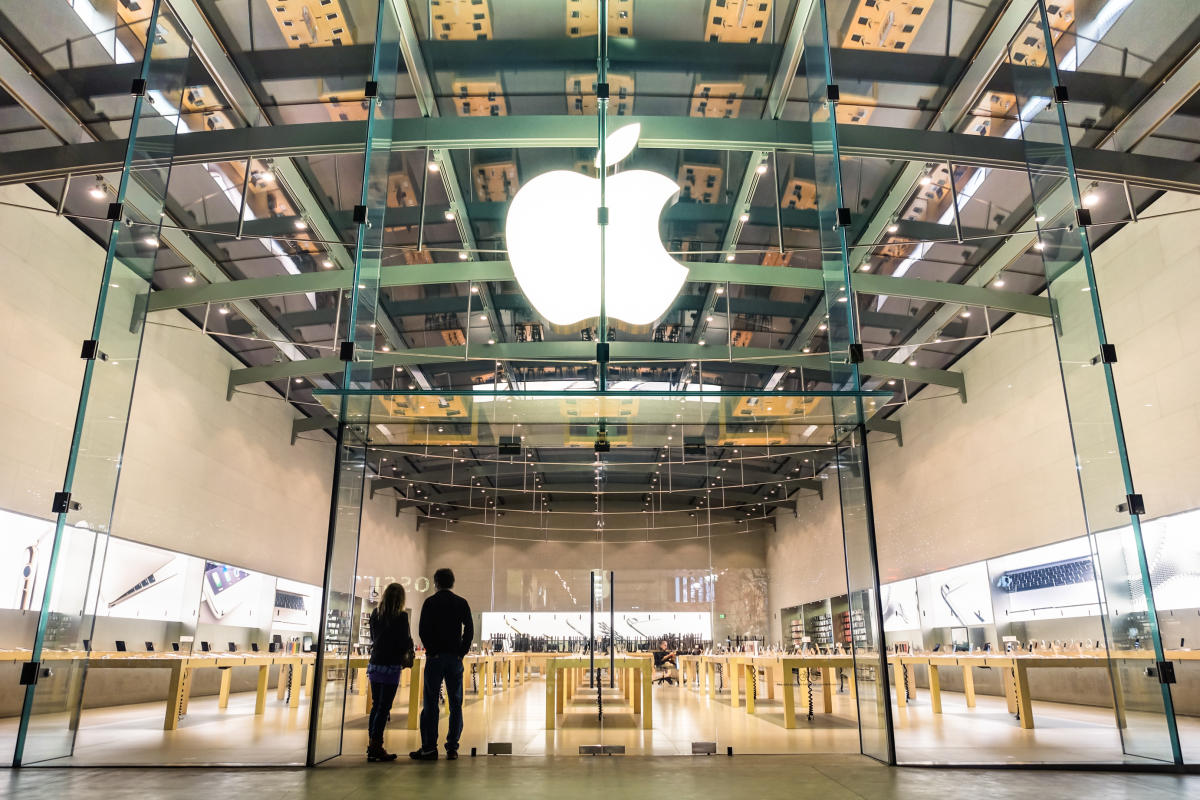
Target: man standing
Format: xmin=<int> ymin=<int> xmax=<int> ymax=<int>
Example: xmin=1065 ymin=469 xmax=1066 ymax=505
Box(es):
xmin=411 ymin=568 xmax=473 ymax=761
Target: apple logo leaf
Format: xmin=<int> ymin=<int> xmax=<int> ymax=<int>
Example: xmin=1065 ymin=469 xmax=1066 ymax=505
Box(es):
xmin=594 ymin=123 xmax=642 ymax=170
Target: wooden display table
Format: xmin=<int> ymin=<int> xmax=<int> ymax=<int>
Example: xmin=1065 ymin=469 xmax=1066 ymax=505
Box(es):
xmin=2 ymin=650 xmax=310 ymax=731
xmin=544 ymin=655 xmax=652 ymax=730
xmin=891 ymin=649 xmax=1200 ymax=730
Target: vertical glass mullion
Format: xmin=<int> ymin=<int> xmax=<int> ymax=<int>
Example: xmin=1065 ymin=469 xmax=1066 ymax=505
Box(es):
xmin=801 ymin=0 xmax=894 ymax=764
xmin=1008 ymin=0 xmax=1181 ymax=765
xmin=307 ymin=0 xmax=401 ymax=766
xmin=14 ymin=0 xmax=190 ymax=766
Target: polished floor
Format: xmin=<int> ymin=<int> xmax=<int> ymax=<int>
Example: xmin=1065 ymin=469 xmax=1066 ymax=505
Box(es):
xmin=3 ymin=668 xmax=1198 ymax=766
xmin=3 ymin=754 xmax=1198 ymax=800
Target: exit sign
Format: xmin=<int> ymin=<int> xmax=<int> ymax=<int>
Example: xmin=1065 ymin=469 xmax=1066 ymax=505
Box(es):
xmin=718 ymin=613 xmax=726 ymax=619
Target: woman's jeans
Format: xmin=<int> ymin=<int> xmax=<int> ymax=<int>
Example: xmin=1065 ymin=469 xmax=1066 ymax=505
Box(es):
xmin=368 ymin=681 xmax=400 ymax=742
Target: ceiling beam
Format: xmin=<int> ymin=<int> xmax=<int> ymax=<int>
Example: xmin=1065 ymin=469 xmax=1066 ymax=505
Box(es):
xmin=227 ymin=340 xmax=963 ymax=397
xmin=153 ymin=259 xmax=1049 ymax=318
xmin=6 ymin=117 xmax=1200 ymax=195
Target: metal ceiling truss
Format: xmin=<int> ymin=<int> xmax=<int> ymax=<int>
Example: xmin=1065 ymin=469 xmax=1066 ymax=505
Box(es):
xmin=5 ymin=116 xmax=1199 ymax=195
xmin=229 ymin=340 xmax=965 ymax=399
xmin=152 ymin=259 xmax=1050 ymax=318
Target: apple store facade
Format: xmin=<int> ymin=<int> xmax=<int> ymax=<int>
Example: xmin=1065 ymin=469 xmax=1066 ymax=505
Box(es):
xmin=1 ymin=0 xmax=1200 ymax=772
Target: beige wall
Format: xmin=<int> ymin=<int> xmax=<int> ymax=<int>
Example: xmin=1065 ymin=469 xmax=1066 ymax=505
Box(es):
xmin=765 ymin=191 xmax=1200 ymax=628
xmin=0 ymin=183 xmax=424 ymax=588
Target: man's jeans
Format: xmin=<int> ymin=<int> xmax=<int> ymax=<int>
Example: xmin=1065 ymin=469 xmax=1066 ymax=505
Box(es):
xmin=419 ymin=653 xmax=464 ymax=753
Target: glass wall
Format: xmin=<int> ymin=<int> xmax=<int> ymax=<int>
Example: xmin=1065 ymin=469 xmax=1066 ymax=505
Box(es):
xmin=1 ymin=0 xmax=1197 ymax=771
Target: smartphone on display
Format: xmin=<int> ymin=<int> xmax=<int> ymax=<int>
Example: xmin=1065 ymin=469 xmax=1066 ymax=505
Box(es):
xmin=202 ymin=561 xmax=253 ymax=620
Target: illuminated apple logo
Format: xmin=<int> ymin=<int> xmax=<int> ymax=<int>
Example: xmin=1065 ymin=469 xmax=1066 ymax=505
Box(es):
xmin=505 ymin=124 xmax=688 ymax=327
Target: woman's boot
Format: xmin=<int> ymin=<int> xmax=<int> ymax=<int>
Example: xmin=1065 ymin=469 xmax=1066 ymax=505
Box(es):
xmin=367 ymin=737 xmax=398 ymax=762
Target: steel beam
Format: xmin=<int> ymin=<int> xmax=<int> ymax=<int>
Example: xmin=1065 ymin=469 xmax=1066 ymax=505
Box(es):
xmin=228 ymin=339 xmax=964 ymax=397
xmin=6 ymin=117 xmax=1200 ymax=194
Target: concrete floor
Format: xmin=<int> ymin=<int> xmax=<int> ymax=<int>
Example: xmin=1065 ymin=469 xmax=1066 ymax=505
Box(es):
xmin=2 ymin=754 xmax=1198 ymax=800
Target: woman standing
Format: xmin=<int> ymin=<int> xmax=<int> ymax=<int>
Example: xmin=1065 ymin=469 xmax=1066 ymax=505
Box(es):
xmin=366 ymin=582 xmax=414 ymax=762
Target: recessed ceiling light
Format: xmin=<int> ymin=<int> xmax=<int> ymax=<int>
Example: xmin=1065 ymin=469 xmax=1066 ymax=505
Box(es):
xmin=706 ymin=315 xmax=713 ymax=322
xmin=487 ymin=338 xmax=495 ymax=345
xmin=756 ymin=164 xmax=768 ymax=175
xmin=88 ymin=179 xmax=106 ymax=199
xmin=993 ymin=278 xmax=1005 ymax=287
xmin=698 ymin=339 xmax=706 ymax=346
xmin=322 ymin=259 xmax=333 ymax=268
xmin=183 ymin=270 xmax=196 ymax=284
xmin=428 ymin=162 xmax=440 ymax=173
xmin=919 ymin=175 xmax=932 ymax=186
xmin=143 ymin=236 xmax=158 ymax=247
xmin=802 ymin=347 xmax=811 ymax=353
xmin=470 ymin=285 xmax=479 ymax=293
xmin=738 ymin=213 xmax=749 ymax=223
xmin=715 ymin=286 xmax=725 ymax=294
xmin=1035 ymin=215 xmax=1046 ymax=223
xmin=293 ymin=219 xmax=307 ymax=230
xmin=887 ymin=223 xmax=899 ymax=233
xmin=479 ymin=314 xmax=487 ymax=321
xmin=293 ymin=378 xmax=302 ymax=384
xmin=217 ymin=305 xmax=230 ymax=315
xmin=1034 ymin=241 xmax=1045 ymax=251
xmin=818 ymin=323 xmax=827 ymax=331
xmin=726 ymin=253 xmax=736 ymax=262
xmin=444 ymin=210 xmax=456 ymax=221
xmin=458 ymin=251 xmax=469 ymax=260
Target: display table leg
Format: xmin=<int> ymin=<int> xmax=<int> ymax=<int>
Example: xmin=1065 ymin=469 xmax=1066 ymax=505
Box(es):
xmin=289 ymin=662 xmax=303 ymax=708
xmin=277 ymin=666 xmax=287 ymax=700
xmin=767 ymin=665 xmax=777 ymax=700
xmin=546 ymin=666 xmax=557 ymax=730
xmin=641 ymin=667 xmax=652 ymax=729
xmin=744 ymin=664 xmax=756 ymax=714
xmin=305 ymin=664 xmax=315 ymax=698
xmin=782 ymin=671 xmax=797 ymax=729
xmin=730 ymin=661 xmax=741 ymax=707
xmin=962 ymin=665 xmax=976 ymax=708
xmin=1015 ymin=665 xmax=1035 ymax=730
xmin=928 ymin=665 xmax=942 ymax=714
xmin=407 ymin=665 xmax=422 ymax=730
xmin=822 ymin=668 xmax=833 ymax=714
xmin=255 ymin=665 xmax=269 ymax=714
xmin=180 ymin=668 xmax=193 ymax=714
xmin=218 ymin=668 xmax=233 ymax=709
xmin=893 ymin=664 xmax=906 ymax=707
xmin=164 ymin=664 xmax=186 ymax=731
xmin=1002 ymin=668 xmax=1018 ymax=714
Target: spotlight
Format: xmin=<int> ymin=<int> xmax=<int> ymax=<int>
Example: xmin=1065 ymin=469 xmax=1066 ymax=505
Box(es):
xmin=183 ymin=270 xmax=196 ymax=284
xmin=88 ymin=178 xmax=107 ymax=200
xmin=444 ymin=210 xmax=456 ymax=221
xmin=756 ymin=164 xmax=768 ymax=175
xmin=887 ymin=223 xmax=899 ymax=233
xmin=217 ymin=305 xmax=230 ymax=315
xmin=293 ymin=219 xmax=307 ymax=230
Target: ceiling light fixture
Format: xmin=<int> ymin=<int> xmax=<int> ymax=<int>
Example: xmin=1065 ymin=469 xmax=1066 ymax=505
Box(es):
xmin=183 ymin=270 xmax=196 ymax=284
xmin=88 ymin=177 xmax=106 ymax=199
xmin=444 ymin=210 xmax=456 ymax=221
xmin=756 ymin=164 xmax=768 ymax=175
xmin=458 ymin=251 xmax=469 ymax=260
xmin=293 ymin=219 xmax=307 ymax=230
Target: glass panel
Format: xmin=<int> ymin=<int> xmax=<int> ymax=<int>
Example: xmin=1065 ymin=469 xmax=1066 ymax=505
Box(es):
xmin=803 ymin=0 xmax=894 ymax=765
xmin=1008 ymin=0 xmax=1181 ymax=765
xmin=307 ymin=0 xmax=401 ymax=765
xmin=15 ymin=0 xmax=191 ymax=766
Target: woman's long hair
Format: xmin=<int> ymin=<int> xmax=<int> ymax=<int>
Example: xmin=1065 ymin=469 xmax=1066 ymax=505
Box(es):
xmin=378 ymin=582 xmax=406 ymax=619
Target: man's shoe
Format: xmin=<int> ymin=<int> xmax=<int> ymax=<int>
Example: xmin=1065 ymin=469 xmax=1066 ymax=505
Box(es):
xmin=446 ymin=750 xmax=458 ymax=760
xmin=409 ymin=749 xmax=438 ymax=761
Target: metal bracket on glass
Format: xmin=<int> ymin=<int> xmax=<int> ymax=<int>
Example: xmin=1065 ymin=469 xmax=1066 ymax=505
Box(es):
xmin=80 ymin=339 xmax=100 ymax=360
xmin=364 ymin=80 xmax=378 ymax=99
xmin=353 ymin=205 xmax=368 ymax=225
xmin=1152 ymin=661 xmax=1177 ymax=684
xmin=597 ymin=206 xmax=609 ymax=225
xmin=51 ymin=491 xmax=79 ymax=514
xmin=1091 ymin=343 xmax=1117 ymax=365
xmin=19 ymin=661 xmax=40 ymax=686
xmin=826 ymin=84 xmax=840 ymax=102
xmin=835 ymin=208 xmax=852 ymax=228
xmin=849 ymin=343 xmax=864 ymax=363
xmin=130 ymin=78 xmax=147 ymax=97
xmin=596 ymin=342 xmax=610 ymax=365
xmin=1053 ymin=85 xmax=1070 ymax=103
xmin=1075 ymin=208 xmax=1092 ymax=227
xmin=106 ymin=202 xmax=124 ymax=221
xmin=1117 ymin=493 xmax=1145 ymax=515
xmin=596 ymin=83 xmax=609 ymax=100
xmin=339 ymin=341 xmax=355 ymax=362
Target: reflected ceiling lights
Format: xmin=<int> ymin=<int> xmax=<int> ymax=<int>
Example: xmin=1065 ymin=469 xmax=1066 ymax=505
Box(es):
xmin=505 ymin=124 xmax=688 ymax=326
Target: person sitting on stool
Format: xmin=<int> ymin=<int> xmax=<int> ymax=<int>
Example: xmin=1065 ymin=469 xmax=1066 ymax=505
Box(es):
xmin=653 ymin=640 xmax=678 ymax=685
